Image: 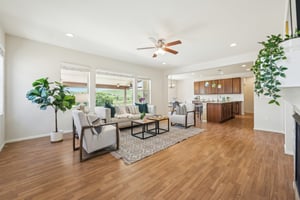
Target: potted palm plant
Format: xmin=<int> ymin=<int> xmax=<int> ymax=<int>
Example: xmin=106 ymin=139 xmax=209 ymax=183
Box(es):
xmin=26 ymin=77 xmax=76 ymax=142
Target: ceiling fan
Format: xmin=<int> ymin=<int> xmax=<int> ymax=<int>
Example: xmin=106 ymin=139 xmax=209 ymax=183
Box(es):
xmin=137 ymin=38 xmax=182 ymax=58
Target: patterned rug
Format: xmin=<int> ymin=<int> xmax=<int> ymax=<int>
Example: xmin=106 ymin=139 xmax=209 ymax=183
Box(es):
xmin=111 ymin=125 xmax=204 ymax=164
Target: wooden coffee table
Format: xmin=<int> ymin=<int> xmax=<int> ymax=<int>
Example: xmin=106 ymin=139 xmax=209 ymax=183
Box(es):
xmin=147 ymin=115 xmax=169 ymax=134
xmin=131 ymin=119 xmax=156 ymax=139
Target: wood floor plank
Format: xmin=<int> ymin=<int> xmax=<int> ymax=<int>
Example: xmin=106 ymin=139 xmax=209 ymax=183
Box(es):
xmin=0 ymin=114 xmax=295 ymax=199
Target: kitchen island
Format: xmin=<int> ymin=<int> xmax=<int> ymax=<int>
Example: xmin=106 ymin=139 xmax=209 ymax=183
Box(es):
xmin=206 ymin=101 xmax=241 ymax=123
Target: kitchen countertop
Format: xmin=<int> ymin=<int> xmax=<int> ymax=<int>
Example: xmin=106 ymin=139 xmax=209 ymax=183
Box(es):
xmin=193 ymin=100 xmax=242 ymax=104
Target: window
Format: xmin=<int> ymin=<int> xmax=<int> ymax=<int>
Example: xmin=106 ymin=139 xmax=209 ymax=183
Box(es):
xmin=61 ymin=67 xmax=90 ymax=106
xmin=137 ymin=79 xmax=151 ymax=104
xmin=0 ymin=48 xmax=4 ymax=114
xmin=95 ymin=72 xmax=133 ymax=106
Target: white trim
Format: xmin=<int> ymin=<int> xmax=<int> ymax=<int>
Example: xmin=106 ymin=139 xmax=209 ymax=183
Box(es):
xmin=253 ymin=128 xmax=284 ymax=134
xmin=0 ymin=141 xmax=5 ymax=151
xmin=5 ymin=130 xmax=72 ymax=144
xmin=96 ymin=69 xmax=133 ymax=78
xmin=294 ymin=181 xmax=300 ymax=200
xmin=0 ymin=43 xmax=4 ymax=56
xmin=285 ymin=144 xmax=294 ymax=155
xmin=61 ymin=62 xmax=91 ymax=72
xmin=0 ymin=47 xmax=4 ymax=57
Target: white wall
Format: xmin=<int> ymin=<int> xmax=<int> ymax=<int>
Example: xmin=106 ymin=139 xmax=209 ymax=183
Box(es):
xmin=168 ymin=80 xmax=177 ymax=102
xmin=284 ymin=100 xmax=295 ymax=155
xmin=5 ymin=35 xmax=165 ymax=142
xmin=0 ymin=25 xmax=5 ymax=150
xmin=176 ymin=79 xmax=194 ymax=103
xmin=254 ymin=95 xmax=284 ymax=133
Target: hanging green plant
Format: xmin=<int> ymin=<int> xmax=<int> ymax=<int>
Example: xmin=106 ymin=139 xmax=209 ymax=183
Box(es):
xmin=251 ymin=31 xmax=300 ymax=106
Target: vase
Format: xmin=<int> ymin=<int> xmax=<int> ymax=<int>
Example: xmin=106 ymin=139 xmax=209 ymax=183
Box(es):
xmin=50 ymin=130 xmax=64 ymax=143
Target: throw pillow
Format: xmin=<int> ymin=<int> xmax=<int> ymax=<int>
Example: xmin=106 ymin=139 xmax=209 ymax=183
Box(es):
xmin=135 ymin=103 xmax=148 ymax=113
xmin=134 ymin=106 xmax=140 ymax=114
xmin=86 ymin=114 xmax=102 ymax=134
xmin=181 ymin=105 xmax=187 ymax=115
xmin=127 ymin=105 xmax=135 ymax=114
xmin=105 ymin=103 xmax=115 ymax=118
xmin=175 ymin=105 xmax=187 ymax=115
xmin=118 ymin=105 xmax=127 ymax=114
xmin=126 ymin=105 xmax=140 ymax=114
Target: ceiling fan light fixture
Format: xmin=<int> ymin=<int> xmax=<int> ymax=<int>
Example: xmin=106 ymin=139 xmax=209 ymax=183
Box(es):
xmin=155 ymin=48 xmax=166 ymax=55
xmin=138 ymin=38 xmax=181 ymax=58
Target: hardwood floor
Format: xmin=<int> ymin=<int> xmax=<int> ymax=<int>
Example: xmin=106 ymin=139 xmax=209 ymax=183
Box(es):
xmin=0 ymin=114 xmax=294 ymax=199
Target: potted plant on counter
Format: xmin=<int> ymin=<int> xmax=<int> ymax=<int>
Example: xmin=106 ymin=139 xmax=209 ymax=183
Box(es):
xmin=26 ymin=77 xmax=76 ymax=142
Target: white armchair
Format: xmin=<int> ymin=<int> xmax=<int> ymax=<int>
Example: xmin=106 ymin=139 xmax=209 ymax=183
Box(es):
xmin=72 ymin=110 xmax=119 ymax=162
xmin=169 ymin=103 xmax=195 ymax=128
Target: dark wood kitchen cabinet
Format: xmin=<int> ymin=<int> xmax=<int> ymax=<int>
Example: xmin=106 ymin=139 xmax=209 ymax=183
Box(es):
xmin=207 ymin=102 xmax=234 ymax=123
xmin=232 ymin=78 xmax=241 ymax=94
xmin=194 ymin=77 xmax=241 ymax=95
xmin=223 ymin=78 xmax=233 ymax=94
xmin=217 ymin=79 xmax=224 ymax=94
xmin=199 ymin=81 xmax=205 ymax=94
xmin=194 ymin=81 xmax=200 ymax=95
xmin=232 ymin=101 xmax=241 ymax=115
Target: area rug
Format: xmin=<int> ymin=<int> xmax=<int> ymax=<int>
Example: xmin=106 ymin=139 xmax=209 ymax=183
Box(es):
xmin=111 ymin=125 xmax=204 ymax=164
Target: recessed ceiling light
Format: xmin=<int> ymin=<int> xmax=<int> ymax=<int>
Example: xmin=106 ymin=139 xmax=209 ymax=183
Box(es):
xmin=246 ymin=68 xmax=251 ymax=71
xmin=65 ymin=33 xmax=74 ymax=38
xmin=230 ymin=43 xmax=237 ymax=47
xmin=241 ymin=64 xmax=246 ymax=67
xmin=217 ymin=69 xmax=224 ymax=75
xmin=162 ymin=62 xmax=166 ymax=65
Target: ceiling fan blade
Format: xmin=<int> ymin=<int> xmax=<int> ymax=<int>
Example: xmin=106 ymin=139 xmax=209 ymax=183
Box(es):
xmin=149 ymin=37 xmax=157 ymax=44
xmin=165 ymin=40 xmax=182 ymax=47
xmin=137 ymin=47 xmax=156 ymax=50
xmin=163 ymin=47 xmax=178 ymax=54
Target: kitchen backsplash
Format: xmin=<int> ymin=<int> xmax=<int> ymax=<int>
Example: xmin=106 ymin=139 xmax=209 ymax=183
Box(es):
xmin=194 ymin=94 xmax=244 ymax=102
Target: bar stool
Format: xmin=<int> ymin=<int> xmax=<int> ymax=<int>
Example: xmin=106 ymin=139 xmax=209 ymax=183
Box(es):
xmin=195 ymin=103 xmax=203 ymax=121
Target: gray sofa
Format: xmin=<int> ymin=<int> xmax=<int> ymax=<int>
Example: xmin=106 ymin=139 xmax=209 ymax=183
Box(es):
xmin=95 ymin=104 xmax=156 ymax=128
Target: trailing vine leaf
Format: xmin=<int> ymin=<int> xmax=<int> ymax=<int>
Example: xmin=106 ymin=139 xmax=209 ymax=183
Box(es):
xmin=251 ymin=31 xmax=300 ymax=106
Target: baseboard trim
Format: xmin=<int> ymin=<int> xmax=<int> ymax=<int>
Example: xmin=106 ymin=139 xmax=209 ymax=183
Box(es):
xmin=5 ymin=130 xmax=72 ymax=144
xmin=0 ymin=141 xmax=5 ymax=152
xmin=294 ymin=181 xmax=300 ymax=200
xmin=285 ymin=144 xmax=294 ymax=155
xmin=253 ymin=128 xmax=284 ymax=134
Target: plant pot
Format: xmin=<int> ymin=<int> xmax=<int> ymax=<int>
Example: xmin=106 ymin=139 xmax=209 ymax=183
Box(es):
xmin=50 ymin=130 xmax=64 ymax=143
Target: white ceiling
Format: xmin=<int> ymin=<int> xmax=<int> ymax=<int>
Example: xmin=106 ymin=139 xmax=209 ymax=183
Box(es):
xmin=0 ymin=0 xmax=287 ymax=70
xmin=170 ymin=61 xmax=253 ymax=80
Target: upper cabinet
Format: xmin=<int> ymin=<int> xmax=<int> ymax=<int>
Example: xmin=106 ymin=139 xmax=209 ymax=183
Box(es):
xmin=217 ymin=79 xmax=224 ymax=94
xmin=194 ymin=77 xmax=241 ymax=95
xmin=199 ymin=81 xmax=205 ymax=94
xmin=194 ymin=81 xmax=200 ymax=95
xmin=232 ymin=78 xmax=241 ymax=94
xmin=223 ymin=78 xmax=233 ymax=94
